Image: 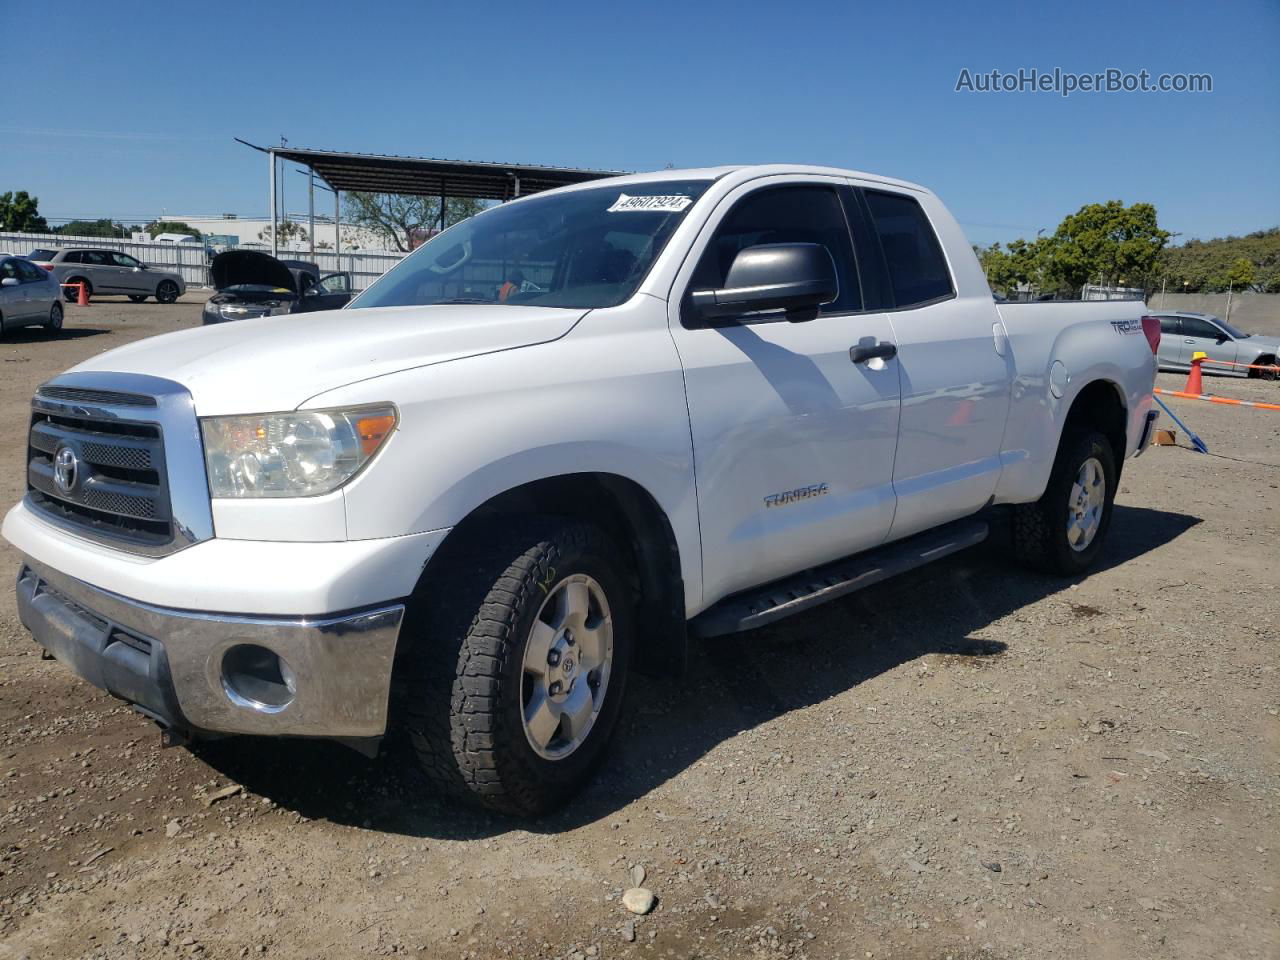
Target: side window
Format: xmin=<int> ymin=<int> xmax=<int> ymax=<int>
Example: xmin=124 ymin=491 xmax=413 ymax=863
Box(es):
xmin=1181 ymin=317 xmax=1222 ymax=340
xmin=16 ymin=260 xmax=44 ymax=282
xmin=1157 ymin=316 xmax=1181 ymax=335
xmin=863 ymin=190 xmax=954 ymax=308
xmin=0 ymin=260 xmax=17 ymax=281
xmin=111 ymin=252 xmax=141 ymax=269
xmin=62 ymin=251 xmax=83 ymax=264
xmin=82 ymin=251 xmax=109 ymax=266
xmin=686 ymin=184 xmax=861 ymax=320
xmin=315 ymin=273 xmax=351 ymax=295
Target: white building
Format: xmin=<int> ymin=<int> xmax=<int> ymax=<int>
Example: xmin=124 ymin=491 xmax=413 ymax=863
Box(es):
xmin=166 ymin=215 xmax=397 ymax=253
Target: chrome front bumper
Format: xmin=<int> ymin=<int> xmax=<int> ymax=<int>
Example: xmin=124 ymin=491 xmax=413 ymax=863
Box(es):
xmin=16 ymin=558 xmax=404 ymax=739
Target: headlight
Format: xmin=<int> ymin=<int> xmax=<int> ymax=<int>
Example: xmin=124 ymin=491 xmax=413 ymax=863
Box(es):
xmin=201 ymin=406 xmax=397 ymax=498
xmin=216 ymin=301 xmax=291 ymax=320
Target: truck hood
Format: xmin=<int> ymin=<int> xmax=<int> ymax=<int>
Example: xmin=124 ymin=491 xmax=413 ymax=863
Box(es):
xmin=70 ymin=304 xmax=587 ymax=415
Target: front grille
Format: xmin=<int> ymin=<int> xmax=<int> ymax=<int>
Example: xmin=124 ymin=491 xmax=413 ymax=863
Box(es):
xmin=36 ymin=386 xmax=157 ymax=407
xmin=27 ymin=404 xmax=174 ymax=549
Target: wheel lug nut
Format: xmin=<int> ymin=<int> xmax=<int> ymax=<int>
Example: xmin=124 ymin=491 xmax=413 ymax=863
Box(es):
xmin=547 ymin=650 xmax=560 ymax=666
xmin=550 ymin=681 xmax=562 ymax=695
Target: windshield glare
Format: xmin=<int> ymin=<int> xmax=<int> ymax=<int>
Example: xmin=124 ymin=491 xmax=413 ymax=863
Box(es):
xmin=352 ymin=180 xmax=710 ymax=311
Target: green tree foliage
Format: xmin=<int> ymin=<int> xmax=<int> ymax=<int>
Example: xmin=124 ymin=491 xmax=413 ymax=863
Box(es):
xmin=61 ymin=218 xmax=129 ymax=238
xmin=1039 ymin=201 xmax=1170 ymax=293
xmin=976 ymin=237 xmax=1049 ymax=296
xmin=145 ymin=221 xmax=203 ymax=239
xmin=0 ymin=191 xmax=49 ymax=232
xmin=1160 ymin=228 xmax=1279 ymax=293
xmin=257 ymin=220 xmax=308 ymax=244
xmin=343 ymin=192 xmax=488 ymax=252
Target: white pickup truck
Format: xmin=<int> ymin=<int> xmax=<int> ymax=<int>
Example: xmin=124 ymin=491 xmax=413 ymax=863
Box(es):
xmin=4 ymin=165 xmax=1161 ymax=815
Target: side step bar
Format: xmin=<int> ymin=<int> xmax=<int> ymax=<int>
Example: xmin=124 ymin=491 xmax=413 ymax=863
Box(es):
xmin=689 ymin=518 xmax=989 ymax=638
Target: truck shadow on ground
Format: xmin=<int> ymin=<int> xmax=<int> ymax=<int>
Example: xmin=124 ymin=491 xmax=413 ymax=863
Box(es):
xmin=194 ymin=503 xmax=1200 ymax=838
xmin=2 ymin=327 xmax=111 ymax=344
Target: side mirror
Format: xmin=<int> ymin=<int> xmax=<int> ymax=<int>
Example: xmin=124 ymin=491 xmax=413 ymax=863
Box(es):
xmin=0 ymin=277 xmax=18 ymax=287
xmin=689 ymin=243 xmax=837 ymax=321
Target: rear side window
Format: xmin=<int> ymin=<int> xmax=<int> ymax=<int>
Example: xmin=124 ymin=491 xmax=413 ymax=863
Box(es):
xmin=1157 ymin=316 xmax=1181 ymax=335
xmin=864 ymin=190 xmax=953 ymax=308
xmin=61 ymin=251 xmax=83 ymax=263
xmin=687 ymin=184 xmax=861 ymax=319
xmin=83 ymin=251 xmax=109 ymax=265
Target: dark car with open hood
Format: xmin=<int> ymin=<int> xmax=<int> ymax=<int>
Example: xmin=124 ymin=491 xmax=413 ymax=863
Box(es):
xmin=202 ymin=250 xmax=353 ymax=324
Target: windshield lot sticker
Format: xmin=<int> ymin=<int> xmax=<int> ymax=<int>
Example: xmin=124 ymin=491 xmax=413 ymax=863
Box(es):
xmin=608 ymin=193 xmax=694 ymax=213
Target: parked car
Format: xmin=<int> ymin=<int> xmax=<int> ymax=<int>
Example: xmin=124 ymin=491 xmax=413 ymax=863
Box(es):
xmin=3 ymin=164 xmax=1159 ymax=816
xmin=201 ymin=250 xmax=353 ymax=324
xmin=0 ymin=255 xmax=63 ymax=335
xmin=1154 ymin=310 xmax=1280 ymax=379
xmin=30 ymin=248 xmax=186 ymax=304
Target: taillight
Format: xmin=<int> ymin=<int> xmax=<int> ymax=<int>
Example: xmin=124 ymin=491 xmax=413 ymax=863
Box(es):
xmin=1140 ymin=315 xmax=1161 ymax=355
xmin=34 ymin=263 xmax=54 ymax=273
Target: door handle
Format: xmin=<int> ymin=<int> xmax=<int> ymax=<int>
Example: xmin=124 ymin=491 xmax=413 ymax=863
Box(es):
xmin=850 ymin=341 xmax=897 ymax=364
xmin=1183 ymin=339 xmax=1196 ymax=344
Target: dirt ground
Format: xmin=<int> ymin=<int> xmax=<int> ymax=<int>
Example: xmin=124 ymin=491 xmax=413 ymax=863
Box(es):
xmin=0 ymin=298 xmax=1276 ymax=960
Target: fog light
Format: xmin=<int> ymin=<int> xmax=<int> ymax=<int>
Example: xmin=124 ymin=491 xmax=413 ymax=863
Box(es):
xmin=221 ymin=644 xmax=296 ymax=712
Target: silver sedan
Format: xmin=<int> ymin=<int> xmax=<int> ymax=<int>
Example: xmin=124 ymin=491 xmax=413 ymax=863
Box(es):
xmin=1154 ymin=311 xmax=1280 ymax=380
xmin=0 ymin=257 xmax=63 ymax=336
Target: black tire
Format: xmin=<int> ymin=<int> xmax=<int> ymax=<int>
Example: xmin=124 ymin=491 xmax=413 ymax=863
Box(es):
xmin=45 ymin=300 xmax=63 ymax=333
xmin=128 ymin=294 xmax=148 ymax=304
xmin=155 ymin=281 xmax=179 ymax=304
xmin=401 ymin=519 xmax=634 ymax=816
xmin=1012 ymin=429 xmax=1117 ymax=576
xmin=1254 ymin=356 xmax=1278 ymax=382
xmin=65 ymin=277 xmax=91 ymax=302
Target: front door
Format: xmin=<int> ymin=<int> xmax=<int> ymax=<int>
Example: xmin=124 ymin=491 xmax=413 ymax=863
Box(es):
xmin=668 ymin=179 xmax=902 ymax=607
xmin=109 ymin=252 xmax=150 ymax=293
xmin=849 ymin=186 xmax=1013 ymax=541
xmin=1177 ymin=314 xmax=1237 ymax=369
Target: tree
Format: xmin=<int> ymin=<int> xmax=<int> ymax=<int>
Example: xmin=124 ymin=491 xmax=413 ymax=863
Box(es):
xmin=0 ymin=191 xmax=49 ymax=232
xmin=61 ymin=218 xmax=128 ymax=238
xmin=1160 ymin=228 xmax=1278 ymax=293
xmin=1226 ymin=257 xmax=1255 ymax=290
xmin=1039 ymin=201 xmax=1169 ymax=294
xmin=258 ymin=220 xmax=308 ymax=244
xmin=976 ymin=236 xmax=1050 ymax=296
xmin=343 ymin=192 xmax=488 ymax=252
xmin=145 ymin=220 xmax=203 ymax=239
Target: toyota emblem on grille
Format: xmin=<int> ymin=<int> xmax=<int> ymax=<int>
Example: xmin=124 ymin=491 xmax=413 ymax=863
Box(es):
xmin=53 ymin=446 xmax=79 ymax=493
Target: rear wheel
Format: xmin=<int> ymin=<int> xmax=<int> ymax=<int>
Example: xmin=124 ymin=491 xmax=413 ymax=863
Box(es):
xmin=65 ymin=277 xmax=91 ymax=302
xmin=128 ymin=294 xmax=148 ymax=304
xmin=401 ymin=519 xmax=633 ymax=816
xmin=1012 ymin=429 xmax=1117 ymax=576
xmin=45 ymin=300 xmax=63 ymax=333
xmin=155 ymin=281 xmax=179 ymax=304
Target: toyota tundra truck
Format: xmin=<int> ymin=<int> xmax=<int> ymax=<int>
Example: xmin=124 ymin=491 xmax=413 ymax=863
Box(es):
xmin=3 ymin=165 xmax=1161 ymax=815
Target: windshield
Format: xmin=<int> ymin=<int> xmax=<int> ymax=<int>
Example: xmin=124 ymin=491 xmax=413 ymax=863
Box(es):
xmin=352 ymin=180 xmax=711 ymax=311
xmin=29 ymin=249 xmax=57 ymax=260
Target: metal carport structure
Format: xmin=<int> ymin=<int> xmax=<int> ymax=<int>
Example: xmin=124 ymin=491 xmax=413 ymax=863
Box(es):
xmin=235 ymin=141 xmax=622 ymax=258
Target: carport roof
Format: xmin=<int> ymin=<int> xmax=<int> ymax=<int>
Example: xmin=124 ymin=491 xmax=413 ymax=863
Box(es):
xmin=265 ymin=145 xmax=623 ymax=200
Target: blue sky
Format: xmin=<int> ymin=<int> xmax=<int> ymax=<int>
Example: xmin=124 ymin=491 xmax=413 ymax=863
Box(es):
xmin=3 ymin=0 xmax=1276 ymax=247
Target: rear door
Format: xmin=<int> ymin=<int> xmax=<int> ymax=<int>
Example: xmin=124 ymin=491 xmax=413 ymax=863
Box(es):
xmin=850 ymin=185 xmax=1012 ymax=541
xmin=80 ymin=250 xmax=119 ymax=292
xmin=1156 ymin=316 xmax=1184 ymax=369
xmin=667 ymin=177 xmax=902 ymax=605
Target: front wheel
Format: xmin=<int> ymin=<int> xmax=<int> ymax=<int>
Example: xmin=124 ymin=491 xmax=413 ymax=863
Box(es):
xmin=155 ymin=281 xmax=179 ymax=304
xmin=45 ymin=300 xmax=63 ymax=333
xmin=1012 ymin=429 xmax=1118 ymax=576
xmin=402 ymin=519 xmax=633 ymax=816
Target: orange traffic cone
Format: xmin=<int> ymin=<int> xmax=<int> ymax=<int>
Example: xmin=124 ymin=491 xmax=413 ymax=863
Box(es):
xmin=76 ymin=282 xmax=89 ymax=306
xmin=1184 ymin=351 xmax=1205 ymax=395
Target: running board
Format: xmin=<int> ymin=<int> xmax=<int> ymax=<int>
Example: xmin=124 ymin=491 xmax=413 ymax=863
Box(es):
xmin=689 ymin=519 xmax=989 ymax=638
